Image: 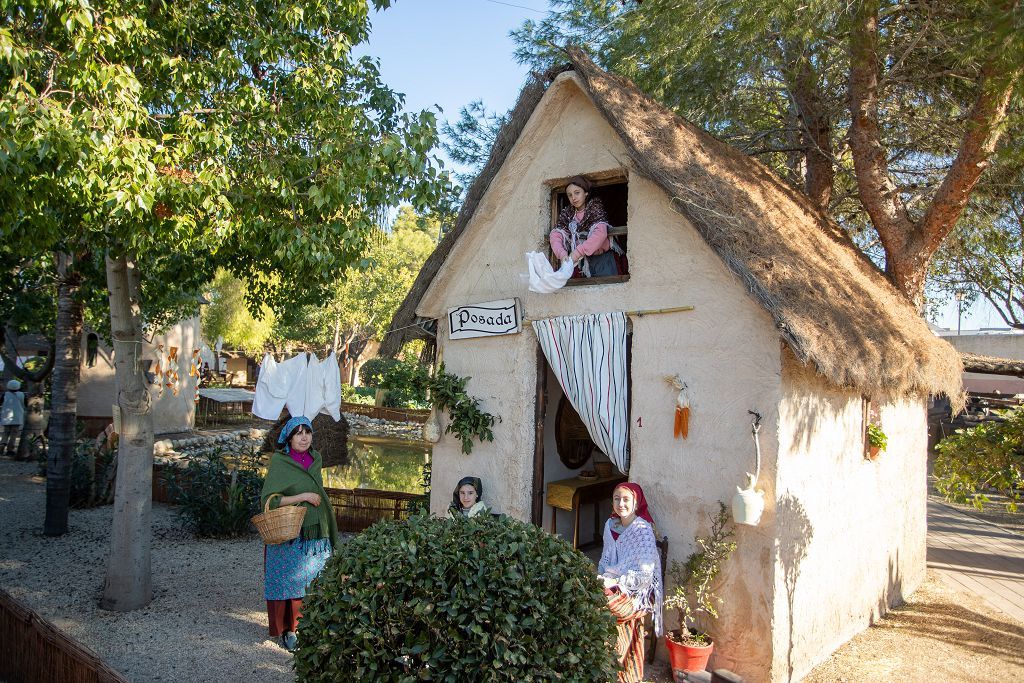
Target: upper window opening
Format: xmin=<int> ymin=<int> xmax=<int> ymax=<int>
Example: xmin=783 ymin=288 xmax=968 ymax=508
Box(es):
xmin=548 ymin=174 xmax=629 ymax=286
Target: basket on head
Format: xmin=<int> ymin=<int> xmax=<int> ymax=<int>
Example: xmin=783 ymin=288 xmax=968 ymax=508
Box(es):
xmin=251 ymin=493 xmax=306 ymax=545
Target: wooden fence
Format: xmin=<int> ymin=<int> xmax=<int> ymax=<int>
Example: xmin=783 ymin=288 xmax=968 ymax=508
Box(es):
xmin=340 ymin=402 xmax=431 ymax=424
xmin=0 ymin=589 xmax=130 ymax=683
xmin=152 ymin=466 xmax=423 ymax=533
xmin=325 ymin=487 xmax=425 ymax=532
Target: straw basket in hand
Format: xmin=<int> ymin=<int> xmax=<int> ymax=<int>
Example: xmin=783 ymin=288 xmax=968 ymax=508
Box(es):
xmin=252 ymin=493 xmax=307 ymax=545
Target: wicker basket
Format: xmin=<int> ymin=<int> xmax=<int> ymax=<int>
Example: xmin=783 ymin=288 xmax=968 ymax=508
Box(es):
xmin=251 ymin=494 xmax=306 ymax=545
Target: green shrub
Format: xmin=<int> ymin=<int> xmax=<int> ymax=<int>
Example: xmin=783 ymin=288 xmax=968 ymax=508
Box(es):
xmin=359 ymin=357 xmax=430 ymax=409
xmin=934 ymin=407 xmax=1023 ymax=513
xmin=70 ymin=437 xmax=116 ymax=508
xmin=294 ymin=514 xmax=618 ymax=682
xmin=340 ymin=384 xmax=376 ymax=405
xmin=169 ymin=447 xmax=264 ymax=537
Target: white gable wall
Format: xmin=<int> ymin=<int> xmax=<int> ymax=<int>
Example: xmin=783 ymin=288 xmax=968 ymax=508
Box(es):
xmin=419 ymin=74 xmax=791 ymax=679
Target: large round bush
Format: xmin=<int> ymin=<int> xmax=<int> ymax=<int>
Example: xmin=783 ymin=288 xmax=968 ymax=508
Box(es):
xmin=294 ymin=513 xmax=618 ymax=682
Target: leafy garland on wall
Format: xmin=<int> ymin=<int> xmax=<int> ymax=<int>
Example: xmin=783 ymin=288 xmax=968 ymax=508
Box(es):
xmin=420 ymin=364 xmax=497 ymax=455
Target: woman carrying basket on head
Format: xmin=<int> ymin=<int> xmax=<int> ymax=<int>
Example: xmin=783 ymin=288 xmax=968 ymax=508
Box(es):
xmin=260 ymin=416 xmax=338 ymax=652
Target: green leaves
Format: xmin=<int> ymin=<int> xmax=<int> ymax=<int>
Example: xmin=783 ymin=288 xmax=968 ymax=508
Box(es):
xmin=1 ymin=0 xmax=452 ymax=324
xmin=665 ymin=501 xmax=736 ymax=640
xmin=934 ymin=408 xmax=1023 ymax=513
xmin=294 ymin=514 xmax=618 ymax=682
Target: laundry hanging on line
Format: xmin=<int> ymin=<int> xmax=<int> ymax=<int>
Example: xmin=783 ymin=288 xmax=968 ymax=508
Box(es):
xmin=252 ymin=351 xmax=342 ymax=421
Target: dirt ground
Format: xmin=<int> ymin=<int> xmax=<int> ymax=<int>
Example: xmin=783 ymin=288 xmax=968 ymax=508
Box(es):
xmin=803 ymin=572 xmax=1024 ymax=682
xmin=2 ymin=457 xmax=1021 ymax=683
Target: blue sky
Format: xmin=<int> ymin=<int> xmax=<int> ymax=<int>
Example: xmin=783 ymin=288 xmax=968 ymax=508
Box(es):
xmin=356 ymin=1 xmax=1005 ymax=331
xmin=356 ymin=1 xmax=548 ymax=127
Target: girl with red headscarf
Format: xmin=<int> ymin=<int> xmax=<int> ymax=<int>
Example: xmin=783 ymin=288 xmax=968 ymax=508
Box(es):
xmin=598 ymin=483 xmax=663 ymax=683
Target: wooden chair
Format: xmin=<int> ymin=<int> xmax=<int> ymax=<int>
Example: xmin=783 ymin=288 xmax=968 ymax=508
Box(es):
xmin=647 ymin=535 xmax=669 ymax=663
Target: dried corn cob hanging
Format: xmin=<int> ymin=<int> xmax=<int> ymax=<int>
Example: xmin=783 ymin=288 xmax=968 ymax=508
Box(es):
xmin=666 ymin=374 xmax=690 ymax=439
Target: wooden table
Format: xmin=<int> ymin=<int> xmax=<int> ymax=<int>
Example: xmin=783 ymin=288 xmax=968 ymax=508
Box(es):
xmin=546 ymin=474 xmax=627 ymax=550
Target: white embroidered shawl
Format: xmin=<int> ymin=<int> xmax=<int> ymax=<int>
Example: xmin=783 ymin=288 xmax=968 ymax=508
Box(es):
xmin=598 ymin=517 xmax=663 ymax=635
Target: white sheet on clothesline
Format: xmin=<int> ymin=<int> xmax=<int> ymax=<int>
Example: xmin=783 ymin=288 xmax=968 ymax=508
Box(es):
xmin=252 ymin=352 xmax=342 ymax=421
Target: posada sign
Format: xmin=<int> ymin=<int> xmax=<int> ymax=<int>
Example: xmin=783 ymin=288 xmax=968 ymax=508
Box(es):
xmin=448 ymin=299 xmax=521 ymax=340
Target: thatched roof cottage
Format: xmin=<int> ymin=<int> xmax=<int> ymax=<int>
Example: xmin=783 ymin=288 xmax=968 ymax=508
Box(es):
xmin=383 ymin=48 xmax=962 ymax=681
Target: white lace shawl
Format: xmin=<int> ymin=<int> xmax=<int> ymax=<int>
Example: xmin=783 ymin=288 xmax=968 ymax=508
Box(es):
xmin=598 ymin=517 xmax=663 ymax=635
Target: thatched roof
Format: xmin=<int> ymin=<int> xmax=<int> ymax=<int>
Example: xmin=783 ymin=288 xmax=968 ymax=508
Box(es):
xmin=382 ymin=48 xmax=963 ymax=405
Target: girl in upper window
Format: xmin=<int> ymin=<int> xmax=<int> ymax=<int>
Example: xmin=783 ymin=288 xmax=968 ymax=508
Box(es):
xmin=549 ymin=174 xmax=622 ymax=278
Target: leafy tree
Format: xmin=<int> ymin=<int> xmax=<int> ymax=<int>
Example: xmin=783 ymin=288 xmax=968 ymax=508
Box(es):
xmin=934 ymin=407 xmax=1024 ymax=513
xmin=441 ymin=99 xmax=508 ymax=186
xmin=200 ymin=269 xmax=277 ymax=357
xmin=307 ymin=205 xmax=437 ymax=376
xmin=1 ymin=0 xmax=447 ymax=609
xmin=513 ymin=0 xmax=1023 ymax=306
xmin=930 ymin=171 xmax=1024 ymax=330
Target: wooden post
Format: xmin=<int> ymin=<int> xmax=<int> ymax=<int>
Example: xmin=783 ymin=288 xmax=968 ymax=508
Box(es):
xmin=531 ymin=343 xmax=547 ymax=526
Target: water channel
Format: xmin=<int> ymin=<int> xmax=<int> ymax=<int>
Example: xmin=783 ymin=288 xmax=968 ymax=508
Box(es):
xmin=321 ymin=434 xmax=431 ymax=494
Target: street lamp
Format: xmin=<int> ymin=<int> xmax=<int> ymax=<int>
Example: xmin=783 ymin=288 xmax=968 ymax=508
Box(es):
xmin=954 ymin=290 xmax=965 ymax=335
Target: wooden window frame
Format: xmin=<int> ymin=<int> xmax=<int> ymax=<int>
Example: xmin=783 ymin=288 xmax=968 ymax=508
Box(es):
xmin=548 ymin=172 xmax=630 ymax=287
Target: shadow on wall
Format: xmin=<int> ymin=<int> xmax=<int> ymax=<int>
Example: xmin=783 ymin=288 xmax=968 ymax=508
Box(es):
xmin=781 ymin=353 xmax=852 ymax=459
xmin=777 ymin=493 xmax=813 ymax=683
xmin=875 ymin=552 xmax=905 ymax=620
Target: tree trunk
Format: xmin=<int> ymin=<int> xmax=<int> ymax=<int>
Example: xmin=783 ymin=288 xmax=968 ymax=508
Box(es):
xmin=782 ymin=40 xmax=834 ymax=211
xmin=44 ymin=251 xmax=84 ymax=536
xmin=848 ymin=0 xmax=1020 ymax=306
xmin=100 ymin=254 xmax=154 ymax=611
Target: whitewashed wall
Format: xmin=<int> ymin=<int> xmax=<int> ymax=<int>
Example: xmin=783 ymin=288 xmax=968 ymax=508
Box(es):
xmin=418 ymin=73 xmax=786 ymax=679
xmin=767 ymin=352 xmax=927 ymax=681
xmin=79 ymin=317 xmax=202 ymax=435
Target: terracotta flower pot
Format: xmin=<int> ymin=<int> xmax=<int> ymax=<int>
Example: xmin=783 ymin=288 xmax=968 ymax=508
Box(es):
xmin=665 ymin=631 xmax=714 ymax=680
xmin=867 ymin=445 xmax=881 ymax=460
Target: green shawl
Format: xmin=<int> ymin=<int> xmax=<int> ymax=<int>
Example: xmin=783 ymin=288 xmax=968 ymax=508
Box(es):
xmin=261 ymin=449 xmax=338 ymax=548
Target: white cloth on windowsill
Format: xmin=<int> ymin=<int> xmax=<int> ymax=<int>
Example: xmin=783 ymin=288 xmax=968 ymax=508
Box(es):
xmin=524 ymin=251 xmax=573 ymax=293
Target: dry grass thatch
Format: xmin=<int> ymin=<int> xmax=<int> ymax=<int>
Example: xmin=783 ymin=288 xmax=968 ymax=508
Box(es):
xmin=262 ymin=413 xmax=350 ymax=468
xmin=383 ymin=47 xmax=963 ymax=405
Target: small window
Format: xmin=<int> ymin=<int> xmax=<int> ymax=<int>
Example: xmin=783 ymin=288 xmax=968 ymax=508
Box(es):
xmin=548 ymin=175 xmax=629 ymax=286
xmin=86 ymin=333 xmax=99 ymax=368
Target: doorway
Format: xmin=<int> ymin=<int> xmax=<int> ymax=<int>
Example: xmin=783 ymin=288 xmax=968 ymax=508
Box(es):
xmin=531 ymin=332 xmax=632 ymax=549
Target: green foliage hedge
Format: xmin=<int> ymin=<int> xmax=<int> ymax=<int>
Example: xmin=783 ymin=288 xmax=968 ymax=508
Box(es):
xmin=294 ymin=514 xmax=618 ymax=682
xmin=359 ymin=357 xmax=430 ymax=408
xmin=169 ymin=448 xmax=264 ymax=537
xmin=934 ymin=407 xmax=1023 ymax=513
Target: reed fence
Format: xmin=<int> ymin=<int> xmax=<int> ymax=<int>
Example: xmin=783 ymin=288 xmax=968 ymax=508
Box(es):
xmin=0 ymin=589 xmax=130 ymax=683
xmin=340 ymin=402 xmax=431 ymax=424
xmin=325 ymin=487 xmax=425 ymax=532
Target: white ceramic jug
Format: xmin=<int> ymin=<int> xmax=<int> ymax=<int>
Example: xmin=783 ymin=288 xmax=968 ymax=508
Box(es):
xmin=732 ymin=474 xmax=765 ymax=526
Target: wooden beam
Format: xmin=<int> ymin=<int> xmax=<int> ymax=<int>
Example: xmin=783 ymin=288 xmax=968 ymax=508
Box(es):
xmin=961 ymin=352 xmax=1024 ymax=378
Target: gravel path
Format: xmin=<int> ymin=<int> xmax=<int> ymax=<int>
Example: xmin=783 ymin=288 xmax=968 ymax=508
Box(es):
xmin=0 ymin=459 xmax=294 ymax=683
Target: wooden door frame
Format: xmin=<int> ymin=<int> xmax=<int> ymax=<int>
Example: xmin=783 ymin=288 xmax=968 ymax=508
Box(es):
xmin=531 ymin=343 xmax=547 ymax=525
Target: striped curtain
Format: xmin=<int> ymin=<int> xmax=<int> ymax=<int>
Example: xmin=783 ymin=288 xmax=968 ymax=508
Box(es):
xmin=533 ymin=312 xmax=630 ymax=474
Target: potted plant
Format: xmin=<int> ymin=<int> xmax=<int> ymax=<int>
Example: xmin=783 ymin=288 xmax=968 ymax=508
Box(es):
xmin=664 ymin=502 xmax=737 ymax=677
xmin=867 ymin=424 xmax=887 ymax=460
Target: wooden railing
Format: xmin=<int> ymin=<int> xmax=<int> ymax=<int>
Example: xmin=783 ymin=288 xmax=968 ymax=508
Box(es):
xmin=0 ymin=589 xmax=130 ymax=683
xmin=340 ymin=402 xmax=431 ymax=424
